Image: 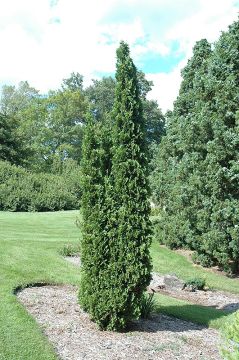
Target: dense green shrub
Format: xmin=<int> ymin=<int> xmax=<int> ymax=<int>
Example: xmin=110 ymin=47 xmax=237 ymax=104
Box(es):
xmin=185 ymin=277 xmax=206 ymax=291
xmin=0 ymin=160 xmax=81 ymax=211
xmin=191 ymin=252 xmax=215 ymax=268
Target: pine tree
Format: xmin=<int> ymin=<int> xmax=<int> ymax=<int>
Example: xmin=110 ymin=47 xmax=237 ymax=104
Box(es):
xmin=195 ymin=20 xmax=239 ymax=271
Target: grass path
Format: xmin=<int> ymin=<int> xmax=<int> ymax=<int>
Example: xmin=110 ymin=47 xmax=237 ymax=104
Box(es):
xmin=0 ymin=210 xmax=238 ymax=359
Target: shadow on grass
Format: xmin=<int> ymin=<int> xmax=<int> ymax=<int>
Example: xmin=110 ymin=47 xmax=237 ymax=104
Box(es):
xmin=155 ymin=303 xmax=229 ymax=330
xmin=125 ymin=300 xmax=230 ymax=333
xmin=222 ymin=302 xmax=239 ymax=312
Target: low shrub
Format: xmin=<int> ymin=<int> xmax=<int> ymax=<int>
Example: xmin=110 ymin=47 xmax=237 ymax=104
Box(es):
xmin=0 ymin=160 xmax=81 ymax=211
xmin=191 ymin=252 xmax=215 ymax=268
xmin=59 ymin=243 xmax=81 ymax=257
xmin=185 ymin=277 xmax=206 ymax=291
xmin=140 ymin=293 xmax=156 ymax=319
xmin=150 ymin=206 xmax=161 ymax=217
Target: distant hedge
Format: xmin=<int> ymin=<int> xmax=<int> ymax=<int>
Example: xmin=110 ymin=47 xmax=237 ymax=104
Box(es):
xmin=0 ymin=160 xmax=81 ymax=211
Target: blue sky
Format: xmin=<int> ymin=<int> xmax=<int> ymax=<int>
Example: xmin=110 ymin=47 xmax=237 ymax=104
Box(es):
xmin=0 ymin=0 xmax=238 ymax=111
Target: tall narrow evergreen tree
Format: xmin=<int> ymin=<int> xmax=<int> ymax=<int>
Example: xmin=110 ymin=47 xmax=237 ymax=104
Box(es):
xmin=78 ymin=114 xmax=110 ymax=315
xmin=108 ymin=41 xmax=152 ymax=329
xmin=79 ymin=42 xmax=152 ymax=331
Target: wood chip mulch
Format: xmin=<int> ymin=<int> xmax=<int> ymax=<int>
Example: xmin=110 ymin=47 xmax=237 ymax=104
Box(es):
xmin=17 ymin=285 xmax=222 ymax=360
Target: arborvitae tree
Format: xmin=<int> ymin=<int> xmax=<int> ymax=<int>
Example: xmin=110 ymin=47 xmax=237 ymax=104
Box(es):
xmin=85 ymin=73 xmax=165 ymax=146
xmin=78 ymin=114 xmax=110 ymax=316
xmin=108 ymin=41 xmax=152 ymax=330
xmin=79 ymin=42 xmax=152 ymax=331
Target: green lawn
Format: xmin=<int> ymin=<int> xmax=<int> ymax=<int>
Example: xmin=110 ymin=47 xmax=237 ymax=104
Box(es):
xmin=0 ymin=211 xmax=81 ymax=360
xmin=151 ymin=240 xmax=239 ymax=294
xmin=0 ymin=211 xmax=238 ymax=359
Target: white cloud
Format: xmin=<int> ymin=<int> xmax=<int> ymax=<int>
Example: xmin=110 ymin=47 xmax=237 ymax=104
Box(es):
xmin=0 ymin=0 xmax=120 ymax=91
xmin=147 ymin=0 xmax=239 ymax=112
xmin=147 ymin=60 xmax=185 ymax=113
xmin=166 ymin=0 xmax=238 ymax=56
xmin=101 ymin=18 xmax=145 ymax=46
xmin=0 ymin=0 xmax=238 ymax=110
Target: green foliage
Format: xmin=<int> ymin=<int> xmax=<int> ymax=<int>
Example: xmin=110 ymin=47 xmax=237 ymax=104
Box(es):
xmin=78 ymin=114 xmax=110 ymax=326
xmin=151 ymin=20 xmax=239 ymax=273
xmin=0 ymin=160 xmax=81 ymax=211
xmin=185 ymin=277 xmax=206 ymax=291
xmin=0 ymin=113 xmax=26 ymax=165
xmin=139 ymin=292 xmax=156 ymax=319
xmin=79 ymin=42 xmax=152 ymax=331
xmin=85 ymin=73 xmax=165 ymax=146
xmin=0 ymin=80 xmax=88 ymax=173
xmin=221 ymin=311 xmax=239 ymax=360
xmin=62 ymin=72 xmax=83 ymax=91
xmin=0 ymin=81 xmax=39 ymax=116
xmin=0 ymin=70 xmax=164 ymax=174
xmin=85 ymin=76 xmax=116 ymax=121
xmin=191 ymin=252 xmax=215 ymax=268
xmin=150 ymin=207 xmax=161 ymax=217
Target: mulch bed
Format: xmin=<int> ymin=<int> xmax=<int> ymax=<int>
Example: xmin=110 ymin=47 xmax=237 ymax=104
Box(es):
xmin=17 ymin=285 xmax=222 ymax=360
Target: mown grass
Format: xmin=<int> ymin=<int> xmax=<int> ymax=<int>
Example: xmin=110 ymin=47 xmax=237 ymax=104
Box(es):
xmin=151 ymin=240 xmax=239 ymax=294
xmin=0 ymin=211 xmax=81 ymax=360
xmin=0 ymin=210 xmax=238 ymax=359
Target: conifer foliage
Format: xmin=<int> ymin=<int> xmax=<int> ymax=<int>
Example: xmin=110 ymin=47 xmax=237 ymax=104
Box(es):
xmin=78 ymin=115 xmax=109 ymax=322
xmin=79 ymin=42 xmax=152 ymax=330
xmin=151 ymin=20 xmax=239 ymax=273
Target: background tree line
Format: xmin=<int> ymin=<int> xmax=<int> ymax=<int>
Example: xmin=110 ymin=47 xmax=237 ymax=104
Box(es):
xmin=0 ymin=71 xmax=165 ymax=211
xmin=0 ymin=72 xmax=164 ymax=172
